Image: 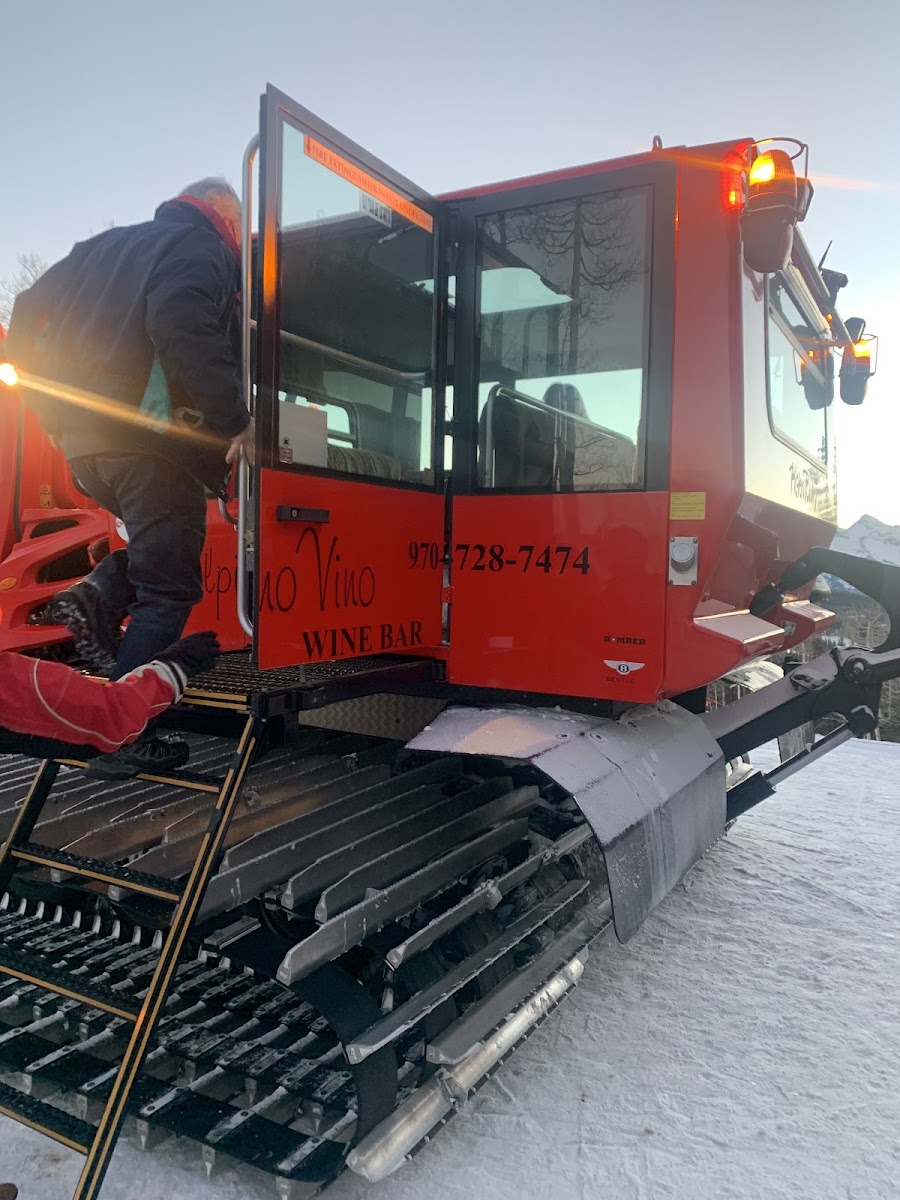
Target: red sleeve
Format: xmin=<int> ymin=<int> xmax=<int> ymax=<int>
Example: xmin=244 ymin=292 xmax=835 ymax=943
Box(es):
xmin=0 ymin=653 xmax=179 ymax=752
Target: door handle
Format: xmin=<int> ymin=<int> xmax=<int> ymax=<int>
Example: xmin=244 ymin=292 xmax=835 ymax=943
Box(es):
xmin=276 ymin=506 xmax=330 ymax=523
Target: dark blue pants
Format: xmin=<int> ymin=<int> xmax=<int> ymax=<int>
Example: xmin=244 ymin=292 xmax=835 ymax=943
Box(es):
xmin=69 ymin=454 xmax=206 ymax=680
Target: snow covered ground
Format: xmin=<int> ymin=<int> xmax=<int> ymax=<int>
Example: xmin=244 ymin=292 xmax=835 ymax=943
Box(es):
xmin=1 ymin=738 xmax=898 ymax=1200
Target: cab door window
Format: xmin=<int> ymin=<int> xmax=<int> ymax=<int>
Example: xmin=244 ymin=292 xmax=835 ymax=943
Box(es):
xmin=274 ymin=121 xmax=438 ymax=486
xmin=766 ymin=278 xmax=830 ymax=466
xmin=473 ymin=187 xmax=652 ymax=491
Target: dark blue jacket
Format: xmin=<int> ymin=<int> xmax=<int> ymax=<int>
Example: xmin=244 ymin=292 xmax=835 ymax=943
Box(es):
xmin=7 ymin=200 xmax=249 ymax=497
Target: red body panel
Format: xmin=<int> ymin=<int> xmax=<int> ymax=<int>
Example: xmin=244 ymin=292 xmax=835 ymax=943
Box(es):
xmin=661 ymin=151 xmax=761 ymax=694
xmin=444 ymin=140 xmax=837 ymax=700
xmin=255 ymin=470 xmax=443 ymax=670
xmin=2 ymin=133 xmax=848 ymax=703
xmin=0 ymin=379 xmax=110 ymax=653
xmin=448 ymin=493 xmax=669 ymax=702
xmin=659 ymin=152 xmax=835 ymax=695
xmin=0 ymin=507 xmax=111 ymax=653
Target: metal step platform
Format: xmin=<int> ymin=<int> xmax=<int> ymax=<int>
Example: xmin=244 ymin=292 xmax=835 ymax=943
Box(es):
xmin=184 ymin=650 xmax=442 ymax=717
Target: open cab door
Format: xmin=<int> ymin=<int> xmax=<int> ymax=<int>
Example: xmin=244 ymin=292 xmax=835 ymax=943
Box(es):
xmin=247 ymin=87 xmax=450 ymax=670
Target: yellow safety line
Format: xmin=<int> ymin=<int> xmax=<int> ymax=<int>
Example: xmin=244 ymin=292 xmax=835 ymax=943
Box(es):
xmin=11 ymin=852 xmax=180 ymax=903
xmin=0 ymin=964 xmax=137 ymax=1023
xmin=53 ymin=761 xmax=220 ymax=794
xmin=0 ymin=1102 xmax=88 ymax=1154
xmin=179 ymin=697 xmax=250 ymax=713
xmin=183 ymin=687 xmax=248 ymax=704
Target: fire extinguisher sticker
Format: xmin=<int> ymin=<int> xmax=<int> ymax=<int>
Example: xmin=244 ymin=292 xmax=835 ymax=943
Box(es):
xmin=603 ymin=660 xmax=645 ymax=676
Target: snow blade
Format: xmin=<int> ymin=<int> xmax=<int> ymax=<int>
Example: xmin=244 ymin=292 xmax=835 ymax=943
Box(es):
xmin=407 ymin=702 xmax=725 ymax=942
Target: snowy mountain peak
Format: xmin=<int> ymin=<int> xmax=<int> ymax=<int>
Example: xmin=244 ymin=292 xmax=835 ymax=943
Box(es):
xmin=831 ymin=514 xmax=900 ymax=569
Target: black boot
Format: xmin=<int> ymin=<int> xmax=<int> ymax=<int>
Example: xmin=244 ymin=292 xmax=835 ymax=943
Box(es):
xmin=85 ymin=731 xmax=190 ymax=779
xmin=49 ymin=581 xmax=121 ymax=674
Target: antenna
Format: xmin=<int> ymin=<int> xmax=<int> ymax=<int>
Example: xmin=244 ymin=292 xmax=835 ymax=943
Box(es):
xmin=818 ymin=240 xmax=832 ymax=270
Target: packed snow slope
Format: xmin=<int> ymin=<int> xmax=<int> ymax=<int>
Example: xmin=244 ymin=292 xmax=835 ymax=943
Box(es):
xmin=1 ymin=739 xmax=898 ymax=1200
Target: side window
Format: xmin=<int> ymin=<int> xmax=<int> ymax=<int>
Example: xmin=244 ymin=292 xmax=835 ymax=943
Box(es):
xmin=274 ymin=120 xmax=438 ymax=485
xmin=766 ymin=279 xmax=829 ymax=466
xmin=474 ymin=187 xmax=651 ymax=492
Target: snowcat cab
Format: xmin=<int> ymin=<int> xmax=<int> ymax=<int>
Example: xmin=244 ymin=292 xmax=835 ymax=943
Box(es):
xmin=0 ymin=88 xmax=897 ymax=1200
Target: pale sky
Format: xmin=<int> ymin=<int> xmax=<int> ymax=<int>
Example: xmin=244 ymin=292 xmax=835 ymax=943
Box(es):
xmin=3 ymin=0 xmax=898 ymax=526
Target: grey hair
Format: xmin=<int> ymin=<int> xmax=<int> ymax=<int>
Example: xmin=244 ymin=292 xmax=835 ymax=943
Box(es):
xmin=178 ymin=177 xmax=240 ymax=207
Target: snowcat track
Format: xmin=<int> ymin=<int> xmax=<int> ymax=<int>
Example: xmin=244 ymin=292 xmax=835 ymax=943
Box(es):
xmin=0 ymin=726 xmax=610 ymax=1196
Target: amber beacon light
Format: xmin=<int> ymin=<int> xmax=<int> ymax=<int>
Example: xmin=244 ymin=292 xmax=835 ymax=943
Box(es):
xmin=740 ymin=139 xmax=810 ymax=275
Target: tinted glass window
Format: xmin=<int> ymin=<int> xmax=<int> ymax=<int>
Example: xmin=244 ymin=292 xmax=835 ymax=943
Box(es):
xmin=767 ymin=277 xmax=829 ymax=466
xmin=274 ymin=120 xmax=437 ymax=484
xmin=474 ymin=188 xmax=651 ymax=491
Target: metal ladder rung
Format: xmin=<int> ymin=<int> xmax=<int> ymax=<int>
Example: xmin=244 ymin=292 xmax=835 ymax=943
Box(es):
xmin=54 ymin=758 xmax=224 ymax=794
xmin=12 ymin=843 xmax=182 ymax=902
xmin=0 ymin=1078 xmax=94 ymax=1154
xmin=0 ymin=947 xmax=140 ymax=1022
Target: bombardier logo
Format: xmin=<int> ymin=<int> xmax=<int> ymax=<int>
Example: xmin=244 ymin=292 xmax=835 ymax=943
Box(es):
xmin=604 ymin=660 xmax=646 ymax=676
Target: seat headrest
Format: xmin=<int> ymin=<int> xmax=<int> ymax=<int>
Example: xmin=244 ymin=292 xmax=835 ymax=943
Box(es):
xmin=543 ymin=382 xmax=588 ymax=418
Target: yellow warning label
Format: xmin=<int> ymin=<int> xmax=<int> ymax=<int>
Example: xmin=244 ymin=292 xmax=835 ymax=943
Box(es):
xmin=669 ymin=491 xmax=706 ymax=521
xmin=303 ymin=136 xmax=434 ymax=234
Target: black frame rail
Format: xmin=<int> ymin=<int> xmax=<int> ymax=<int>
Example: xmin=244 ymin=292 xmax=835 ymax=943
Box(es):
xmin=705 ymin=642 xmax=900 ymax=821
xmin=717 ymin=547 xmax=900 ymax=819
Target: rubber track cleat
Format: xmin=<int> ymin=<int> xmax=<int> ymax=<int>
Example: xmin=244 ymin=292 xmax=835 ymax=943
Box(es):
xmin=48 ymin=583 xmax=120 ymax=674
xmin=86 ymin=732 xmax=191 ymax=780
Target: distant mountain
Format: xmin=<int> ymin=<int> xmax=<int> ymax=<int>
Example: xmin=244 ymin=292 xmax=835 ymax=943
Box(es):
xmin=822 ymin=514 xmax=900 ymax=595
xmin=831 ymin=514 xmax=900 ymax=567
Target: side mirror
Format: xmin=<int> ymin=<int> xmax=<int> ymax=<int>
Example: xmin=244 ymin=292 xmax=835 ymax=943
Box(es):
xmin=845 ymin=317 xmax=865 ymax=342
xmin=799 ymin=344 xmax=833 ymax=411
xmin=741 ymin=149 xmax=800 ymax=274
xmin=840 ymin=317 xmax=876 ymax=406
